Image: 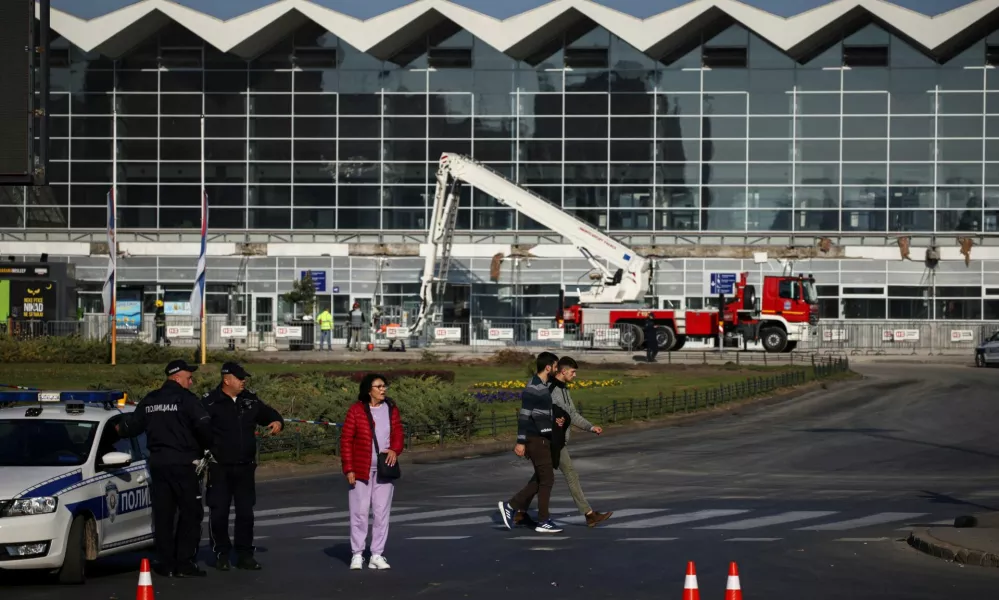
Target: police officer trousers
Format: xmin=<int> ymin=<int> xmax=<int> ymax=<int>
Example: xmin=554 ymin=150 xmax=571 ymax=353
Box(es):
xmin=150 ymin=464 xmax=203 ymax=571
xmin=207 ymin=463 xmax=257 ymax=558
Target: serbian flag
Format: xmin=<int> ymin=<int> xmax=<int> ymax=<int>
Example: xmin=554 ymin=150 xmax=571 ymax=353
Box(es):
xmin=190 ymin=190 xmax=208 ymax=319
xmin=101 ymin=188 xmax=116 ymax=317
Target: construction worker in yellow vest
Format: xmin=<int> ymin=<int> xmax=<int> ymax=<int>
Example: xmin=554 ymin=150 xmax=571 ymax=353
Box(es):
xmin=317 ymin=309 xmax=333 ymax=351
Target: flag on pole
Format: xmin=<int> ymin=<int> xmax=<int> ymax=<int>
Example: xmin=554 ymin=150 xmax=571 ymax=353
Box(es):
xmin=190 ymin=190 xmax=208 ymax=320
xmin=102 ymin=188 xmax=116 ymax=317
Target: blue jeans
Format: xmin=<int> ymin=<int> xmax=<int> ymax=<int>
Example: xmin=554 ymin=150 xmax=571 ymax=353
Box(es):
xmin=319 ymin=330 xmax=332 ymax=350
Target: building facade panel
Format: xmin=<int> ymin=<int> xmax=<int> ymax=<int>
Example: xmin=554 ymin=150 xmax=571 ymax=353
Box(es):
xmin=2 ymin=6 xmax=999 ymax=326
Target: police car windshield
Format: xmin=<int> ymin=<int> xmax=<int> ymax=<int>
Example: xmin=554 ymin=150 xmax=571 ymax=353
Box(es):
xmin=0 ymin=419 xmax=98 ymax=467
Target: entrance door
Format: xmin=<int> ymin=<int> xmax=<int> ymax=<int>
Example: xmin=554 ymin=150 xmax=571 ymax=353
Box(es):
xmin=251 ymin=294 xmax=276 ymax=334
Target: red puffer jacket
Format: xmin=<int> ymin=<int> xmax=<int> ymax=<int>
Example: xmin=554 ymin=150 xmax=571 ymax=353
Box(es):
xmin=339 ymin=400 xmax=404 ymax=481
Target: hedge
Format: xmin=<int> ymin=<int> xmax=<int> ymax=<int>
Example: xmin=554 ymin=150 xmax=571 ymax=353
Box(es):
xmin=89 ymin=368 xmax=479 ymax=435
xmin=0 ymin=336 xmax=244 ymax=365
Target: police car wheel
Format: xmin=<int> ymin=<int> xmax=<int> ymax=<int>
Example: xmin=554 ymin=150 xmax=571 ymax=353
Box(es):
xmin=975 ymin=352 xmax=986 ymax=368
xmin=57 ymin=515 xmax=88 ymax=585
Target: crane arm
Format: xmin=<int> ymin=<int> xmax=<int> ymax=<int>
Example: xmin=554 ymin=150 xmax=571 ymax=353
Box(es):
xmin=409 ymin=153 xmax=650 ymax=337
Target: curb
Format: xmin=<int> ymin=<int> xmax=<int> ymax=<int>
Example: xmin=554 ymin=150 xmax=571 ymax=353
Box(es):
xmin=257 ymin=374 xmax=857 ymax=481
xmin=907 ymin=528 xmax=999 ymax=568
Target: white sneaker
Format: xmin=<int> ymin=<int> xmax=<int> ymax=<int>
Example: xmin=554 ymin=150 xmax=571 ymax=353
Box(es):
xmin=368 ymin=555 xmax=391 ymax=570
xmin=350 ymin=554 xmax=364 ymax=570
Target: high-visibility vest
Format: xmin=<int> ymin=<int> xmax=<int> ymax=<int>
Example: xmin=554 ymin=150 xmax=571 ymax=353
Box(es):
xmin=317 ymin=311 xmax=333 ymax=330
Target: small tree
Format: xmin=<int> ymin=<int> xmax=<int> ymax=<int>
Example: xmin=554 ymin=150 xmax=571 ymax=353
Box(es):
xmin=284 ymin=272 xmax=316 ymax=317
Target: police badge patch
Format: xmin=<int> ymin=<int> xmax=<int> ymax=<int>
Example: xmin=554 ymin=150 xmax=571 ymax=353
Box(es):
xmin=105 ymin=482 xmax=119 ymax=523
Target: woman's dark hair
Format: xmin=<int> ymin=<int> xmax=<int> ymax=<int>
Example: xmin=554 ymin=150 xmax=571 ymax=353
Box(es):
xmin=357 ymin=373 xmax=388 ymax=402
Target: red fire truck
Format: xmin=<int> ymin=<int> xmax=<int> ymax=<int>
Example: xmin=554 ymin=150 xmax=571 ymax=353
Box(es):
xmin=562 ymin=272 xmax=819 ymax=353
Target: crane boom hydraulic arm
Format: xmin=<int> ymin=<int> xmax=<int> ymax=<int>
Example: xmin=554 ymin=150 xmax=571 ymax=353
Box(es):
xmin=410 ymin=153 xmax=651 ymax=337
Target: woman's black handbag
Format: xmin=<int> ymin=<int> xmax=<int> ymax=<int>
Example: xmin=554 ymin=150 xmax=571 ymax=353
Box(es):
xmin=365 ymin=404 xmax=401 ymax=480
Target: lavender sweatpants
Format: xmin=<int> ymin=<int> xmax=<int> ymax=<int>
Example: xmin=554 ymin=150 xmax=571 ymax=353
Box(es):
xmin=348 ymin=468 xmax=395 ymax=556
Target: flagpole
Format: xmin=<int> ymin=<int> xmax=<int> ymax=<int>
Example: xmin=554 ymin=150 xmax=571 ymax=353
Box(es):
xmin=200 ymin=115 xmax=206 ymax=365
xmin=110 ymin=102 xmax=118 ymax=366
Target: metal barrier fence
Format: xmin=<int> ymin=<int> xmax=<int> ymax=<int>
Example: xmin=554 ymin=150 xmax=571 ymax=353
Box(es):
xmin=4 ymin=315 xmax=993 ymax=355
xmin=255 ymin=355 xmax=849 ymax=460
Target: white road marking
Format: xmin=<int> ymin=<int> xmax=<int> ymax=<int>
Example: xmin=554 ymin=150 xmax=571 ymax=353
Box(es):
xmin=303 ymin=536 xmax=350 ymax=540
xmin=319 ymin=507 xmax=495 ymax=527
xmin=438 ymin=494 xmax=491 ymax=499
xmin=406 ymin=536 xmax=471 ymax=540
xmin=202 ymin=506 xmax=329 ymax=521
xmin=725 ymin=537 xmax=782 ymax=542
xmin=834 ymin=537 xmax=890 ymax=542
xmin=512 ymin=536 xmax=571 ymax=540
xmin=617 ymin=537 xmax=679 ymax=541
xmin=698 ymin=511 xmax=838 ymax=530
xmin=558 ymin=508 xmax=671 ymax=526
xmin=409 ymin=507 xmax=577 ymax=527
xmin=796 ymin=512 xmax=928 ymax=531
xmin=605 ymin=509 xmax=751 ymax=529
xmin=258 ymin=506 xmax=420 ymax=527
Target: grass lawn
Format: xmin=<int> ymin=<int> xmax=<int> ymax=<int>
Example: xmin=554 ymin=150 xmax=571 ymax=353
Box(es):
xmin=0 ymin=361 xmax=809 ymax=411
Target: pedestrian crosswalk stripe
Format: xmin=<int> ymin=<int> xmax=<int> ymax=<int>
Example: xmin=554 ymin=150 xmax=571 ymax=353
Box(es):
xmin=558 ymin=508 xmax=671 ymax=526
xmin=407 ymin=507 xmax=578 ymax=528
xmin=304 ymin=536 xmax=350 ymax=540
xmin=202 ymin=506 xmax=329 ymax=521
xmin=617 ymin=537 xmax=678 ymax=541
xmin=698 ymin=511 xmax=838 ymax=530
xmin=319 ymin=507 xmax=494 ymax=527
xmin=795 ymin=512 xmax=928 ymax=531
xmin=725 ymin=537 xmax=782 ymax=542
xmin=512 ymin=536 xmax=571 ymax=540
xmin=605 ymin=509 xmax=751 ymax=529
xmin=257 ymin=506 xmax=421 ymax=527
xmin=834 ymin=537 xmax=890 ymax=542
xmin=407 ymin=536 xmax=471 ymax=540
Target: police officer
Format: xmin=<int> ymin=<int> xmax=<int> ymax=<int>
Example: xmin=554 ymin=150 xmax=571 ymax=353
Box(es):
xmin=115 ymin=359 xmax=212 ymax=578
xmin=201 ymin=362 xmax=283 ymax=571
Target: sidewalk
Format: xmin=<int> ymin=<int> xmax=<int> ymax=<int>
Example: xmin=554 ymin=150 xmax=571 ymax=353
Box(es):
xmin=908 ymin=513 xmax=999 ymax=568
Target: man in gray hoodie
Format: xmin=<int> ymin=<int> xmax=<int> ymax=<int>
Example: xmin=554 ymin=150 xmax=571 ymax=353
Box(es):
xmin=549 ymin=356 xmax=613 ymax=527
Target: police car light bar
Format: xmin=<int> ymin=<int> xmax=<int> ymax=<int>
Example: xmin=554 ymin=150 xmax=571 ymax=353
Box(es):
xmin=0 ymin=390 xmax=127 ymax=404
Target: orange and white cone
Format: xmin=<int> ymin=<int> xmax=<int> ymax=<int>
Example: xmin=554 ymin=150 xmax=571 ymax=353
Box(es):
xmin=725 ymin=561 xmax=743 ymax=600
xmin=683 ymin=560 xmax=699 ymax=600
xmin=136 ymin=558 xmax=154 ymax=600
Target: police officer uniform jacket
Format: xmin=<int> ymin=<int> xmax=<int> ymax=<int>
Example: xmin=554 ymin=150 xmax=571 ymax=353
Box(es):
xmin=117 ymin=379 xmax=213 ymax=467
xmin=201 ymin=387 xmax=283 ymax=465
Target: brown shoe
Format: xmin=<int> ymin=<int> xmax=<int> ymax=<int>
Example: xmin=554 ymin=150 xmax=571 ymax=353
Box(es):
xmin=513 ymin=511 xmax=537 ymax=527
xmin=585 ymin=511 xmax=613 ymax=527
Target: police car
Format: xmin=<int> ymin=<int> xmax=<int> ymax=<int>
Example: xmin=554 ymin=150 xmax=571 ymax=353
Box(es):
xmin=975 ymin=330 xmax=999 ymax=367
xmin=0 ymin=390 xmax=153 ymax=583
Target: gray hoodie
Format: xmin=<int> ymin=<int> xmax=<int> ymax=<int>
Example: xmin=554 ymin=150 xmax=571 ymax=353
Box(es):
xmin=549 ymin=380 xmax=594 ymax=443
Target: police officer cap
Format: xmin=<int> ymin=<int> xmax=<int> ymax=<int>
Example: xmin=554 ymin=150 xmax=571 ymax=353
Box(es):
xmin=165 ymin=359 xmax=198 ymax=376
xmin=221 ymin=362 xmax=251 ymax=380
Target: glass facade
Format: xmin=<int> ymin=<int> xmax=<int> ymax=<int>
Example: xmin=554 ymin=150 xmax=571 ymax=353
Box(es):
xmin=4 ymin=20 xmax=999 ymax=234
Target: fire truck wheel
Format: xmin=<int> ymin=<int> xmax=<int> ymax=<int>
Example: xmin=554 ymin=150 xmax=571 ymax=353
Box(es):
xmin=672 ymin=335 xmax=686 ymax=351
xmin=781 ymin=341 xmax=798 ymax=353
xmin=760 ymin=327 xmax=788 ymax=353
xmin=655 ymin=327 xmax=676 ymax=352
xmin=618 ymin=324 xmax=644 ymax=351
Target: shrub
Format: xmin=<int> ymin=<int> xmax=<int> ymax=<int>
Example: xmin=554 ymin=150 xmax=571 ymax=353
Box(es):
xmin=334 ymin=370 xmax=456 ymax=384
xmin=0 ymin=335 xmax=245 ymax=365
xmin=90 ymin=368 xmax=477 ymax=439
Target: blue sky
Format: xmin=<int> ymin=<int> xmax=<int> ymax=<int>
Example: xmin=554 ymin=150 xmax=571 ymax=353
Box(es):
xmin=55 ymin=0 xmax=976 ymax=21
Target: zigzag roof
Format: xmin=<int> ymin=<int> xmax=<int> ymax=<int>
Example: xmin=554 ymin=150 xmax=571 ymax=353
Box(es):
xmin=40 ymin=0 xmax=999 ymax=63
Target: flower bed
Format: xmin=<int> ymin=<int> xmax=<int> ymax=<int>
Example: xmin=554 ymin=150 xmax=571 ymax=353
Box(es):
xmin=471 ymin=379 xmax=623 ymax=391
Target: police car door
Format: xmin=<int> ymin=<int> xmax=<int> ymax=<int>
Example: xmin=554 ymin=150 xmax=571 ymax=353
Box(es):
xmin=95 ymin=420 xmax=151 ymax=549
xmin=982 ymin=331 xmax=999 ymax=364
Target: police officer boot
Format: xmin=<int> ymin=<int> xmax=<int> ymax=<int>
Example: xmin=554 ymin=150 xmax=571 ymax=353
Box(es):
xmin=215 ymin=553 xmax=231 ymax=571
xmin=174 ymin=561 xmax=207 ymax=578
xmin=236 ymin=555 xmax=262 ymax=571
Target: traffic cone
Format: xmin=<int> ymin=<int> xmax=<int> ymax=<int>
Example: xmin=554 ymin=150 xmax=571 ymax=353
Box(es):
xmin=136 ymin=558 xmax=154 ymax=600
xmin=683 ymin=561 xmax=699 ymax=600
xmin=725 ymin=561 xmax=743 ymax=600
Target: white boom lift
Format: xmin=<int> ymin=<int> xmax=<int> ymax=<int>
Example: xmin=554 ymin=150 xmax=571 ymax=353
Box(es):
xmin=409 ymin=152 xmax=651 ymax=338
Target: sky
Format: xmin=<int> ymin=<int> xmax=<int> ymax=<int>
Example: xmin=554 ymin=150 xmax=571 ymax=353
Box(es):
xmin=54 ymin=0 xmax=977 ymax=21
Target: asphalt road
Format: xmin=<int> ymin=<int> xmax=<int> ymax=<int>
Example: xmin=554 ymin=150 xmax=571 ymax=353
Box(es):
xmin=5 ymin=363 xmax=999 ymax=599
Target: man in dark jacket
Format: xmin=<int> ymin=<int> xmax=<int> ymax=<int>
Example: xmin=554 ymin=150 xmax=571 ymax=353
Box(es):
xmin=644 ymin=314 xmax=659 ymax=362
xmin=115 ymin=360 xmax=212 ymax=578
xmin=201 ymin=362 xmax=283 ymax=571
xmin=498 ymin=351 xmax=563 ymax=534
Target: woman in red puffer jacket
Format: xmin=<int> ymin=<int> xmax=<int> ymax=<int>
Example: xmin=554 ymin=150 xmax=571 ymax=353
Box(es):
xmin=339 ymin=373 xmax=404 ymax=571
